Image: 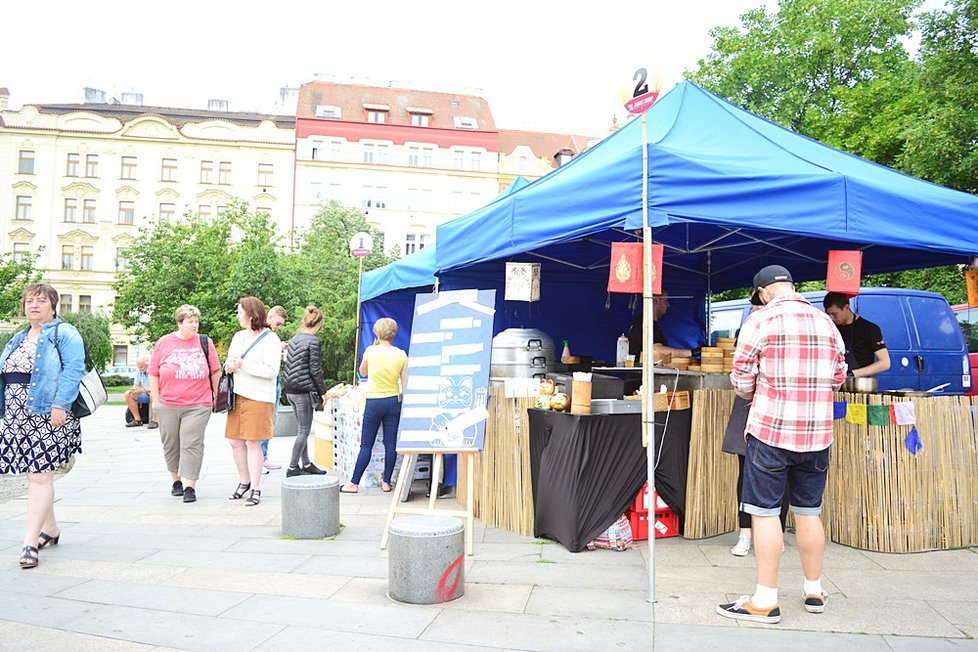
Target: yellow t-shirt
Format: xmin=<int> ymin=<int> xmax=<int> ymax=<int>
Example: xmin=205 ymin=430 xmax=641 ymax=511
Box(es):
xmin=365 ymin=345 xmax=407 ymax=398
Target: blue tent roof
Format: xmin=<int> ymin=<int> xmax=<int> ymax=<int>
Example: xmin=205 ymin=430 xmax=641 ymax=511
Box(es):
xmin=435 ymin=82 xmax=978 ymax=291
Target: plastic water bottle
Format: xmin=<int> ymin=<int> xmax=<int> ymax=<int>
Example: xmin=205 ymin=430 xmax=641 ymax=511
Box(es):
xmin=616 ymin=333 xmax=629 ymax=367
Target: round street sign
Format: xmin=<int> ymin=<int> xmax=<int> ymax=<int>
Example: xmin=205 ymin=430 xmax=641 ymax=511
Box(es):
xmin=349 ymin=232 xmax=373 ymax=258
xmin=622 ymin=67 xmax=662 ymax=114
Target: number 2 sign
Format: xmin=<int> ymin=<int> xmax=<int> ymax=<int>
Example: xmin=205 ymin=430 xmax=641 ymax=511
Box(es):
xmin=623 ymin=68 xmax=662 ymax=114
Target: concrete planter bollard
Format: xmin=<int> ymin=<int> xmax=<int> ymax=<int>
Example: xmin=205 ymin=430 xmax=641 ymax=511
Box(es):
xmin=388 ymin=515 xmax=465 ymax=604
xmin=281 ymin=474 xmax=339 ymax=539
xmin=273 ymin=406 xmax=297 ymax=438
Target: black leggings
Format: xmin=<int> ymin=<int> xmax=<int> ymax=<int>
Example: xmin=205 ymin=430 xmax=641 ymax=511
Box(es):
xmin=737 ymin=454 xmax=789 ymax=531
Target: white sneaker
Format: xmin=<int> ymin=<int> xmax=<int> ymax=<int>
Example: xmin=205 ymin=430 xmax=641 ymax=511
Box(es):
xmin=731 ymin=534 xmax=751 ymax=556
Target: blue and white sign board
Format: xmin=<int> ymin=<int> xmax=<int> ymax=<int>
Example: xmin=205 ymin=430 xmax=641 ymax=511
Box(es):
xmin=397 ymin=289 xmax=496 ymax=451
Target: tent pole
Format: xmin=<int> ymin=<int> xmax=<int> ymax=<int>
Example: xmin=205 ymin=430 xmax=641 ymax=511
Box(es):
xmin=353 ymin=256 xmax=364 ymax=386
xmin=640 ymin=110 xmax=656 ymax=608
xmin=707 ymin=251 xmax=713 ymax=345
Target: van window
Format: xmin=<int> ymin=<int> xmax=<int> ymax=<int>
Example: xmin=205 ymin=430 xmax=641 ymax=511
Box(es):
xmin=954 ymin=307 xmax=978 ymax=353
xmin=907 ymin=296 xmax=962 ymax=351
xmin=852 ymin=295 xmax=911 ymax=350
xmin=710 ymin=307 xmax=746 ymax=342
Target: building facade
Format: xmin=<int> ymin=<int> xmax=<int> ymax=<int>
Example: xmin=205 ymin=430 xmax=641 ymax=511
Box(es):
xmin=0 ymin=97 xmax=295 ymax=369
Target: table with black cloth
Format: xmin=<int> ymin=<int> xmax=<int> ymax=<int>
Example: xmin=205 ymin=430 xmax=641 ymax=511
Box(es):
xmin=527 ymin=407 xmax=692 ymax=552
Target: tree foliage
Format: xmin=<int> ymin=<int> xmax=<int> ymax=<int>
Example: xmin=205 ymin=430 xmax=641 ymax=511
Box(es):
xmin=61 ymin=311 xmax=113 ymax=371
xmin=0 ymin=250 xmax=41 ymax=321
xmin=112 ymin=200 xmax=394 ymax=385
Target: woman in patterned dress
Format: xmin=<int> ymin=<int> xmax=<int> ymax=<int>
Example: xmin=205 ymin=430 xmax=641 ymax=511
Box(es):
xmin=0 ymin=284 xmax=85 ymax=569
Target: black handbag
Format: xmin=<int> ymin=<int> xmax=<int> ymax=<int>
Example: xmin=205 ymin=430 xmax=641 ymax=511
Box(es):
xmin=213 ymin=371 xmax=234 ymax=413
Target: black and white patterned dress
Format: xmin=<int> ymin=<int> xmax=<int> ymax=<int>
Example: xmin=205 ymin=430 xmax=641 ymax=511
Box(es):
xmin=0 ymin=337 xmax=82 ymax=474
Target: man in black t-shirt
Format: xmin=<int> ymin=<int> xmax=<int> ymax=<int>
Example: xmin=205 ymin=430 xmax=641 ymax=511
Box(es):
xmin=822 ymin=292 xmax=890 ymax=377
xmin=627 ymin=291 xmax=693 ymax=362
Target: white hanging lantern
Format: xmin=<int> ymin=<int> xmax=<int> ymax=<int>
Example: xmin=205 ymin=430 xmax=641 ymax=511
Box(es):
xmin=505 ymin=262 xmax=541 ymax=302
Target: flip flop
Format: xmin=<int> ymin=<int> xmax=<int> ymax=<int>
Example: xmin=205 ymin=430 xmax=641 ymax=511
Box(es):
xmin=339 ymin=487 xmax=359 ymax=494
xmin=381 ymin=484 xmax=393 ymax=493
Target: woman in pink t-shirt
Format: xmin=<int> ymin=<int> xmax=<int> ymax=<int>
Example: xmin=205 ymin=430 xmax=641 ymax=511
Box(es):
xmin=149 ymin=305 xmax=221 ymax=503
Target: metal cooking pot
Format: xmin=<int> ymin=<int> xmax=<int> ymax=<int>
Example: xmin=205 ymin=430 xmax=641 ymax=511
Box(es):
xmin=842 ymin=376 xmax=879 ymax=393
xmin=490 ymin=328 xmax=555 ymax=378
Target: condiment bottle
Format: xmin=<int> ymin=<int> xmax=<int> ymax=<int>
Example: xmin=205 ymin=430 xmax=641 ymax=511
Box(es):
xmin=561 ymin=339 xmax=572 ymax=363
xmin=616 ymin=333 xmax=629 ymax=367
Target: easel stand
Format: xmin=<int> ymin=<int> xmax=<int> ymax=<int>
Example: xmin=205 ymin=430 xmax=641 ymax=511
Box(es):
xmin=381 ymin=449 xmax=478 ymax=555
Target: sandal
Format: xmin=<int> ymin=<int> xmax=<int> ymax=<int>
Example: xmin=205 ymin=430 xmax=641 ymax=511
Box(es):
xmin=381 ymin=483 xmax=393 ymax=493
xmin=126 ymin=421 xmax=143 ymax=428
xmin=38 ymin=531 xmax=60 ymax=549
xmin=245 ymin=489 xmax=261 ymax=507
xmin=229 ymin=482 xmax=251 ymax=500
xmin=19 ymin=545 xmax=39 ymax=569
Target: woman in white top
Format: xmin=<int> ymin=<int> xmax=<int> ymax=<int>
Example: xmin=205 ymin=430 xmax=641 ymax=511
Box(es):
xmin=223 ymin=297 xmax=282 ymax=506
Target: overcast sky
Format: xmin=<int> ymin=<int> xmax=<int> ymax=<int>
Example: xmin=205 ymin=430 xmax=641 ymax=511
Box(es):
xmin=1 ymin=0 xmax=939 ymax=136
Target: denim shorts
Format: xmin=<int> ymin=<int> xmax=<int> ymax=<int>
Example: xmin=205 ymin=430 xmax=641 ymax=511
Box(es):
xmin=741 ymin=435 xmax=830 ymax=517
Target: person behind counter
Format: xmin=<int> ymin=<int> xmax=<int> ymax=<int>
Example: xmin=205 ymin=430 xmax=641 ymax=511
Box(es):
xmin=627 ymin=291 xmax=694 ymax=364
xmin=822 ymin=292 xmax=890 ymax=378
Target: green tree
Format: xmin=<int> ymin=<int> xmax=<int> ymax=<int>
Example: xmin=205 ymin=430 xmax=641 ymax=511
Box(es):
xmin=61 ymin=311 xmax=113 ymax=371
xmin=0 ymin=250 xmax=41 ymax=321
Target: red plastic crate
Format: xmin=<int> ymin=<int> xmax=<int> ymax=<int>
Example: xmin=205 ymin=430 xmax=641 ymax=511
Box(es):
xmin=628 ymin=509 xmax=649 ymax=540
xmin=627 ymin=507 xmax=679 ymax=541
xmin=631 ymin=483 xmax=670 ymax=514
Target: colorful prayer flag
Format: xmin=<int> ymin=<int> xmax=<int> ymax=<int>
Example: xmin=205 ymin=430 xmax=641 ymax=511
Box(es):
xmin=833 ymin=401 xmax=847 ymax=420
xmin=892 ymin=401 xmax=916 ymax=426
xmin=867 ymin=405 xmax=892 ymax=426
xmin=905 ymin=427 xmax=923 ymax=455
xmin=845 ymin=403 xmax=867 ymax=425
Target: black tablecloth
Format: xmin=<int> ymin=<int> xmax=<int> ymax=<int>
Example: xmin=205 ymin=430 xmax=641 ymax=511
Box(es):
xmin=528 ymin=407 xmax=692 ymax=551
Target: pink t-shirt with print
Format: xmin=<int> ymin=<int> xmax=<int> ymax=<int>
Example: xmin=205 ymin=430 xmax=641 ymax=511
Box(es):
xmin=149 ymin=334 xmax=221 ymax=408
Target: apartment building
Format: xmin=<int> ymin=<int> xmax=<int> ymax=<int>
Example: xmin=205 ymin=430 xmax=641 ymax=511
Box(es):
xmin=0 ymin=91 xmax=295 ymax=368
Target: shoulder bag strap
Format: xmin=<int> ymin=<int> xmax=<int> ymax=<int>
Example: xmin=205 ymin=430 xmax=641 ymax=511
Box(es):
xmin=240 ymin=329 xmax=271 ymax=359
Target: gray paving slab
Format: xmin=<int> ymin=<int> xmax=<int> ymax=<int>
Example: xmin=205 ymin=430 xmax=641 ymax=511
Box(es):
xmin=31 ymin=557 xmax=185 ymax=584
xmin=334 ymin=577 xmax=533 ymax=613
xmin=53 ymin=578 xmax=253 ymax=616
xmin=292 ymin=553 xmax=391 ymax=578
xmin=654 ymin=622 xmax=893 ymax=650
xmin=421 ymin=608 xmax=653 ymax=651
xmin=525 ymin=585 xmax=652 ymax=622
xmin=252 ymin=624 xmax=499 ymax=651
xmin=828 ymin=568 xmax=978 ymax=601
xmin=29 ymin=540 xmax=160 ymax=564
xmin=466 ymin=559 xmax=648 ymax=590
xmin=0 ymin=620 xmax=163 ymax=651
xmin=86 ymin=532 xmax=241 ymax=553
xmin=63 ymin=603 xmax=283 ymax=652
xmin=929 ymin=600 xmax=978 ymax=627
xmin=225 ymin=536 xmax=385 ymax=557
xmin=161 ymin=567 xmax=350 ymax=600
xmin=0 ymin=568 xmax=89 ymax=596
xmin=859 ymin=548 xmax=978 ymax=571
xmin=137 ymin=548 xmax=311 ymax=573
xmin=883 ymin=634 xmax=978 ymax=651
xmin=0 ymin=590 xmax=107 ymax=628
xmin=225 ymin=594 xmax=438 ymax=638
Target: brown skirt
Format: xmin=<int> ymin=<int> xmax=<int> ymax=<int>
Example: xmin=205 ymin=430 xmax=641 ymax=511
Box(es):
xmin=224 ymin=395 xmax=274 ymax=441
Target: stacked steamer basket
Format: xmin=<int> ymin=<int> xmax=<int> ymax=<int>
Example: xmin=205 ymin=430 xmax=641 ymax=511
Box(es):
xmin=699 ymin=346 xmax=724 ymax=373
xmin=717 ymin=337 xmax=736 ymax=373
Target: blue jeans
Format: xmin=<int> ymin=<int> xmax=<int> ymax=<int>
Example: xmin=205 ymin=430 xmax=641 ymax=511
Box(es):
xmin=741 ymin=435 xmax=830 ymax=517
xmin=351 ymin=396 xmax=401 ymax=485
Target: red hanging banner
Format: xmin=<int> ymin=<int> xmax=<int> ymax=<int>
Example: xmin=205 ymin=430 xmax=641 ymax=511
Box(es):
xmin=608 ymin=243 xmax=664 ymax=294
xmin=826 ymin=250 xmax=862 ymax=295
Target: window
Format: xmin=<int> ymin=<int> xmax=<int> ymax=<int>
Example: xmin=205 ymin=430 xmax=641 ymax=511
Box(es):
xmin=405 ymin=233 xmax=418 ymax=255
xmin=218 ymin=161 xmax=231 ymax=185
xmin=85 ymin=154 xmax=99 ymax=178
xmin=61 ymin=245 xmax=75 ymax=270
xmin=13 ymin=243 xmax=30 ymax=264
xmin=255 ymin=206 xmax=271 ymax=217
xmin=200 ymin=160 xmax=213 ymax=184
xmin=556 ymin=150 xmax=574 ymax=166
xmin=80 ymin=245 xmax=94 ymax=271
xmin=116 ymin=247 xmax=130 ymax=272
xmin=18 ymin=150 xmax=35 ymax=174
xmin=469 ymin=152 xmax=482 ymax=171
xmin=15 ymin=196 xmax=32 ymax=220
xmin=113 ymin=345 xmax=128 ymax=366
xmin=118 ymin=200 xmax=135 ymax=225
xmin=66 ymin=153 xmax=80 ymax=177
xmin=64 ymin=198 xmax=78 ymax=222
xmin=310 ymin=143 xmax=320 ymax=160
xmin=309 ymin=182 xmax=323 ymax=204
xmin=78 ymin=295 xmax=92 ymax=314
xmin=411 ymin=113 xmax=429 ymax=127
xmin=217 ymin=205 xmax=229 ymax=216
xmin=376 ymin=144 xmax=389 ymax=164
xmin=315 ymin=104 xmax=341 ymax=119
xmin=121 ymin=156 xmax=137 ymax=179
xmin=257 ymin=163 xmax=273 ymax=186
xmin=83 ymin=199 xmax=96 ymax=223
xmin=61 ymin=294 xmax=73 ymax=313
xmin=518 ymin=156 xmax=528 ymax=174
xmin=362 ymin=143 xmax=374 ymax=164
xmin=161 ymin=158 xmax=177 ymax=182
xmin=159 ymin=203 xmax=175 ymax=221
xmin=453 ymin=150 xmax=464 ymax=169
xmin=408 ymin=146 xmax=419 ymax=167
xmin=330 ymin=140 xmax=342 ymax=157
xmin=199 ymin=205 xmax=212 ymax=220
xmin=366 ymin=110 xmax=386 ymax=123
xmin=422 ymin=147 xmax=434 ymax=167
xmin=454 ymin=116 xmax=478 ymax=129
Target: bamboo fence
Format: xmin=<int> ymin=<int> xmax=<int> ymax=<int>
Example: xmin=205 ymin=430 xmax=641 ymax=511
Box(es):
xmin=457 ymin=387 xmax=536 ymax=536
xmin=683 ymin=389 xmax=978 ymax=551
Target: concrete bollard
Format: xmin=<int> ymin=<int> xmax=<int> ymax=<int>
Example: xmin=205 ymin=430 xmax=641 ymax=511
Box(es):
xmin=388 ymin=515 xmax=465 ymax=604
xmin=281 ymin=474 xmax=339 ymax=539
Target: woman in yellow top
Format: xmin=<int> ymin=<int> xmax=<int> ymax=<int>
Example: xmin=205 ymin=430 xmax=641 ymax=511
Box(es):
xmin=341 ymin=318 xmax=407 ymax=494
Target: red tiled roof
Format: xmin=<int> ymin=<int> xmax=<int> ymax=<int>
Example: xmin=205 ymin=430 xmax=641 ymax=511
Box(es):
xmin=297 ymin=81 xmax=496 ymax=131
xmin=498 ymin=129 xmax=598 ymax=165
xmin=32 ymin=103 xmax=295 ymax=129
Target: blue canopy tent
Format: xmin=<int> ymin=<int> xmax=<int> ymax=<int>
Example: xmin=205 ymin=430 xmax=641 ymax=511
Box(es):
xmin=429 ymin=81 xmax=978 ymax=362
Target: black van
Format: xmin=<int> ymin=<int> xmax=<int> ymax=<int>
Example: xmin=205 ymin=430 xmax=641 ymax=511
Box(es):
xmin=709 ymin=288 xmax=970 ymax=395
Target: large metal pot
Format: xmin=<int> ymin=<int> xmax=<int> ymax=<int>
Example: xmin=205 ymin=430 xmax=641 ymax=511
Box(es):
xmin=843 ymin=376 xmax=879 ymax=393
xmin=490 ymin=328 xmax=555 ymax=378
